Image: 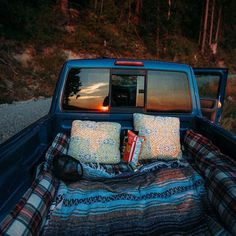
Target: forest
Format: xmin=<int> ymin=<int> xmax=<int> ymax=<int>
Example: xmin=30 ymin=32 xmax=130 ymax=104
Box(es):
xmin=0 ymin=0 xmax=235 ymax=132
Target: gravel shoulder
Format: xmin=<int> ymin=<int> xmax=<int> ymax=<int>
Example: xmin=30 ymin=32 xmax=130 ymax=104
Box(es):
xmin=0 ymin=98 xmax=52 ymax=144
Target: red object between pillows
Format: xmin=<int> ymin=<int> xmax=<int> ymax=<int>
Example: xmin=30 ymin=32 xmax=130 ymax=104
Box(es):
xmin=123 ymin=130 xmax=145 ymax=165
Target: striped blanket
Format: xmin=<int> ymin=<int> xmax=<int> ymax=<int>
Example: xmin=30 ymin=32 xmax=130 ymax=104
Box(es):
xmin=42 ymin=164 xmax=226 ymax=236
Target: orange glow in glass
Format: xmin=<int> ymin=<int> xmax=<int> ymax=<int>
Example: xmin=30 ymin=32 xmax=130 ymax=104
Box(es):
xmin=101 ymin=106 xmax=109 ymax=112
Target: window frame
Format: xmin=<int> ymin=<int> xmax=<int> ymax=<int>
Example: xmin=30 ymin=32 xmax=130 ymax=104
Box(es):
xmin=109 ymin=69 xmax=147 ymax=113
xmin=61 ymin=67 xmax=193 ymax=114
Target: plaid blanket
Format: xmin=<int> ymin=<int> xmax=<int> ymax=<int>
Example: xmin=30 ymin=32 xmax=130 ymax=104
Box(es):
xmin=184 ymin=130 xmax=236 ymax=235
xmin=0 ymin=171 xmax=58 ymax=236
xmin=0 ymin=133 xmax=69 ymax=236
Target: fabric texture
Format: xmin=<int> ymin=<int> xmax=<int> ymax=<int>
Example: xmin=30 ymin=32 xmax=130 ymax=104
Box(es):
xmin=68 ymin=120 xmax=121 ymax=164
xmin=123 ymin=130 xmax=145 ymax=166
xmin=0 ymin=171 xmax=58 ymax=236
xmin=42 ymin=164 xmax=227 ymax=236
xmin=184 ymin=130 xmax=236 ymax=235
xmin=133 ymin=113 xmax=182 ymax=160
xmin=85 ymin=162 xmax=133 ymax=176
xmin=0 ymin=133 xmax=68 ymax=236
xmin=44 ymin=133 xmax=70 ymax=171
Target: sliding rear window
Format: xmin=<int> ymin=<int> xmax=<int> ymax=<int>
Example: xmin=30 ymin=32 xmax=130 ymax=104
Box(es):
xmin=110 ymin=70 xmax=145 ymax=108
xmin=62 ymin=68 xmax=192 ymax=113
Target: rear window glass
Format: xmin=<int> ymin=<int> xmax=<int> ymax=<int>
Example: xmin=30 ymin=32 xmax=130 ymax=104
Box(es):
xmin=147 ymin=71 xmax=192 ymax=112
xmin=63 ymin=68 xmax=192 ymax=113
xmin=111 ymin=74 xmax=145 ymax=108
xmin=62 ymin=68 xmax=109 ymax=111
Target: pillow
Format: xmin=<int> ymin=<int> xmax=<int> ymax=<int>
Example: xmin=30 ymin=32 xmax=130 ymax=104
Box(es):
xmin=68 ymin=120 xmax=121 ymax=164
xmin=123 ymin=130 xmax=145 ymax=167
xmin=133 ymin=113 xmax=182 ymax=160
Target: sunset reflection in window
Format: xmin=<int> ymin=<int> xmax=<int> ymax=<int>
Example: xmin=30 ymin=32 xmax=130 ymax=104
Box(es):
xmin=63 ymin=68 xmax=110 ymax=111
xmin=147 ymin=71 xmax=192 ymax=112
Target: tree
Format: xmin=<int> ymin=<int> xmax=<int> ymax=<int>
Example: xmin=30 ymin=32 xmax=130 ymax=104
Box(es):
xmin=200 ymin=0 xmax=209 ymax=53
xmin=60 ymin=0 xmax=68 ymax=16
xmin=64 ymin=69 xmax=82 ymax=105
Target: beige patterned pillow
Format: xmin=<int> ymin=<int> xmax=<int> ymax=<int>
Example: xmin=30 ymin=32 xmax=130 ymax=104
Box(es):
xmin=68 ymin=120 xmax=121 ymax=164
xmin=133 ymin=113 xmax=182 ymax=160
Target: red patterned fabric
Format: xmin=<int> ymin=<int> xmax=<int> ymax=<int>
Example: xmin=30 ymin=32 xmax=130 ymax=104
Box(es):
xmin=0 ymin=133 xmax=68 ymax=236
xmin=0 ymin=171 xmax=58 ymax=236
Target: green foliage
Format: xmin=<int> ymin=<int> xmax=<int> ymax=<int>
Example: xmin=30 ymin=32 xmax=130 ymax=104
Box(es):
xmin=0 ymin=0 xmax=59 ymax=44
xmin=0 ymin=0 xmax=235 ymax=132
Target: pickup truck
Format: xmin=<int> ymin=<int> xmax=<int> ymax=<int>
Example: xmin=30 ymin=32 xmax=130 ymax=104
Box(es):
xmin=0 ymin=59 xmax=235 ymax=235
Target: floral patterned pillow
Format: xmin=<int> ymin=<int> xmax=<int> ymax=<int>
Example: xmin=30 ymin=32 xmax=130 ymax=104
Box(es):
xmin=133 ymin=113 xmax=182 ymax=160
xmin=68 ymin=120 xmax=121 ymax=164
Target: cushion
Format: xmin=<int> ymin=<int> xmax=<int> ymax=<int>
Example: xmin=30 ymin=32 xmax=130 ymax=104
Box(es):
xmin=133 ymin=113 xmax=182 ymax=160
xmin=68 ymin=120 xmax=121 ymax=164
xmin=123 ymin=130 xmax=145 ymax=167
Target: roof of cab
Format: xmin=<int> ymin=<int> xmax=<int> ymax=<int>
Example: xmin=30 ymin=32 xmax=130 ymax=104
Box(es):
xmin=64 ymin=58 xmax=191 ymax=72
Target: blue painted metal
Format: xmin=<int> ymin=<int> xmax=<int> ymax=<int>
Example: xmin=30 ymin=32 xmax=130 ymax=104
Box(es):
xmin=0 ymin=59 xmax=235 ymax=223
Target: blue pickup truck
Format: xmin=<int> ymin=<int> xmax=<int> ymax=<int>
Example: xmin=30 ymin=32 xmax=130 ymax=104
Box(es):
xmin=0 ymin=59 xmax=235 ymax=235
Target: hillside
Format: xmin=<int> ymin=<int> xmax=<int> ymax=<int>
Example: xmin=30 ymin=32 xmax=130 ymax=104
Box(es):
xmin=0 ymin=0 xmax=235 ymax=133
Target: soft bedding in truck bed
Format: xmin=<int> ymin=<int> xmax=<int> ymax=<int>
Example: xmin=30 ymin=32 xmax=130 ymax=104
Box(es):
xmin=44 ymin=167 xmax=205 ymax=235
xmin=42 ymin=161 xmax=226 ymax=235
xmin=1 ymin=132 xmax=234 ymax=236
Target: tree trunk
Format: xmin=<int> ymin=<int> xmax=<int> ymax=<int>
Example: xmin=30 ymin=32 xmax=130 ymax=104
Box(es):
xmin=60 ymin=0 xmax=68 ymax=16
xmin=215 ymin=6 xmax=222 ymax=43
xmin=135 ymin=0 xmax=142 ymax=24
xmin=213 ymin=5 xmax=222 ymax=55
xmin=167 ymin=0 xmax=171 ymax=20
xmin=128 ymin=0 xmax=132 ymax=26
xmin=100 ymin=0 xmax=104 ymax=16
xmin=198 ymin=3 xmax=204 ymax=45
xmin=209 ymin=0 xmax=215 ymax=45
xmin=135 ymin=0 xmax=142 ymax=16
xmin=156 ymin=1 xmax=160 ymax=58
xmin=201 ymin=0 xmax=209 ymax=53
xmin=94 ymin=0 xmax=98 ymax=10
